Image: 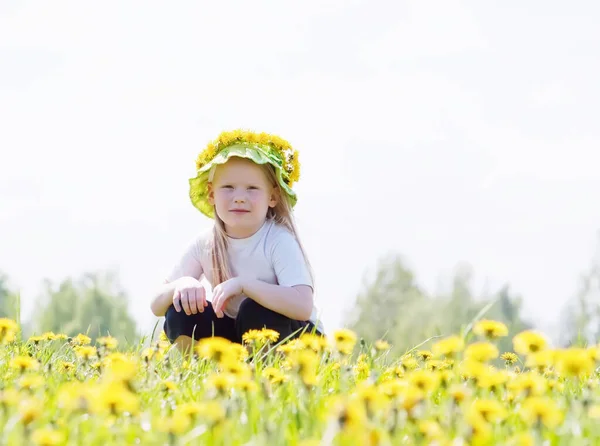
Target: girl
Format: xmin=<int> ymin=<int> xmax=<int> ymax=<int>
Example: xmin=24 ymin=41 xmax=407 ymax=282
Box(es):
xmin=150 ymin=130 xmax=323 ymax=353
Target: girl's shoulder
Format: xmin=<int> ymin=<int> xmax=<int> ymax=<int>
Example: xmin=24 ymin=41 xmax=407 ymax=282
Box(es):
xmin=263 ymin=220 xmax=299 ymax=250
xmin=188 ymin=225 xmax=213 ymax=252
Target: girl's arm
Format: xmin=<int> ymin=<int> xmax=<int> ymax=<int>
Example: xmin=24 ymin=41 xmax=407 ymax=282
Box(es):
xmin=150 ymin=233 xmax=205 ymax=317
xmin=150 ymin=281 xmax=178 ymax=317
xmin=241 ymin=279 xmax=314 ymax=321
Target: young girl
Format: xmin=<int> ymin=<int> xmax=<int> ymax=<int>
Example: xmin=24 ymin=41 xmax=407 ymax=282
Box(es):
xmin=150 ymin=130 xmax=323 ymax=353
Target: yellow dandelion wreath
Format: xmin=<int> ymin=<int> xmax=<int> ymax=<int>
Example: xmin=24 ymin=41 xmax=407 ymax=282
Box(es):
xmin=189 ymin=129 xmax=301 ymax=219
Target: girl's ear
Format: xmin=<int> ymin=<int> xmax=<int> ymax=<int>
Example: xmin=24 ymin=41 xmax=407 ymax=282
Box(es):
xmin=268 ymin=187 xmax=280 ymax=208
xmin=207 ymin=183 xmax=215 ymax=205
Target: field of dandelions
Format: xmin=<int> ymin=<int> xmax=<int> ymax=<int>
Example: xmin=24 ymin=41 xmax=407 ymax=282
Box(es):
xmin=2 ymin=318 xmax=600 ymax=445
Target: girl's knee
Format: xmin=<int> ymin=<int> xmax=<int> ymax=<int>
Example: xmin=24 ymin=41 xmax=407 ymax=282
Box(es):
xmin=173 ymin=335 xmax=194 ymax=355
xmin=237 ymin=299 xmax=285 ymax=324
xmin=164 ymin=305 xmax=194 ymax=343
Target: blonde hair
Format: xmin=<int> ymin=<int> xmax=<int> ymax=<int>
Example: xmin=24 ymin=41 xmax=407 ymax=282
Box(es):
xmin=209 ymin=162 xmax=314 ymax=289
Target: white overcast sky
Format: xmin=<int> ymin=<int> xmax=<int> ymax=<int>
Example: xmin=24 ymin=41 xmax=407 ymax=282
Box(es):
xmin=1 ymin=1 xmax=599 ymax=340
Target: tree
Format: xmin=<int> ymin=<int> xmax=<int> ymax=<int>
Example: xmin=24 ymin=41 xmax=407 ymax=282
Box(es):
xmin=343 ymin=253 xmax=432 ymax=353
xmin=558 ymin=233 xmax=600 ymax=347
xmin=343 ymin=254 xmax=532 ymax=355
xmin=480 ymin=284 xmax=533 ymax=354
xmin=0 ymin=271 xmax=20 ymax=322
xmin=33 ymin=269 xmax=139 ymax=346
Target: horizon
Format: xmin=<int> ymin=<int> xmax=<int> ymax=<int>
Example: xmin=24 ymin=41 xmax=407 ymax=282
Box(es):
xmin=2 ymin=1 xmax=600 ymax=342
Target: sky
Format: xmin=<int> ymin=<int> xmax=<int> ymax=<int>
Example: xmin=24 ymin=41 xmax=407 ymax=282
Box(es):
xmin=1 ymin=1 xmax=600 ymax=340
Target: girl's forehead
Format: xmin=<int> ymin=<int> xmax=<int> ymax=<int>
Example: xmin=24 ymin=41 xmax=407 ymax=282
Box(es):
xmin=213 ymin=158 xmax=266 ymax=181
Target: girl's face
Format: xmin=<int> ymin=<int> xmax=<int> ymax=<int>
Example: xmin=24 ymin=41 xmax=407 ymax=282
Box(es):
xmin=208 ymin=157 xmax=278 ymax=238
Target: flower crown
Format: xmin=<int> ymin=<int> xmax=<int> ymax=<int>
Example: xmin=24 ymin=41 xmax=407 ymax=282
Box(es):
xmin=195 ymin=129 xmax=301 ymax=188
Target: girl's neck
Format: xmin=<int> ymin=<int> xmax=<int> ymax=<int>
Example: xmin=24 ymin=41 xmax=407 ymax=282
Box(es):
xmin=225 ymin=220 xmax=268 ymax=240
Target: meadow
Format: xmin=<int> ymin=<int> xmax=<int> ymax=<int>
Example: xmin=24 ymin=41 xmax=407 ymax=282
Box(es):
xmin=1 ymin=317 xmax=600 ymax=445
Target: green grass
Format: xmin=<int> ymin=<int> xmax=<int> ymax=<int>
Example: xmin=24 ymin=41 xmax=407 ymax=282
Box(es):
xmin=1 ymin=321 xmax=600 ymax=445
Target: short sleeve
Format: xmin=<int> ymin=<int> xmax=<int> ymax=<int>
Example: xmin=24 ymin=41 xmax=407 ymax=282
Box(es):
xmin=164 ymin=232 xmax=207 ymax=283
xmin=271 ymin=230 xmax=313 ymax=289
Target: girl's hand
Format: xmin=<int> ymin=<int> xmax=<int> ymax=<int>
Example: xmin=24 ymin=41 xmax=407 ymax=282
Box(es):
xmin=212 ymin=278 xmax=243 ymax=318
xmin=173 ymin=276 xmax=207 ymax=315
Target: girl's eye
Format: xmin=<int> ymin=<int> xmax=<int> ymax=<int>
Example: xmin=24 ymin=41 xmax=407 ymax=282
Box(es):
xmin=221 ymin=185 xmax=234 ymax=190
xmin=248 ymin=186 xmax=258 ymax=190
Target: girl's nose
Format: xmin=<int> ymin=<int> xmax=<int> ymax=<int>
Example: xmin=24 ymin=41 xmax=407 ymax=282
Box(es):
xmin=233 ymin=192 xmax=246 ymax=202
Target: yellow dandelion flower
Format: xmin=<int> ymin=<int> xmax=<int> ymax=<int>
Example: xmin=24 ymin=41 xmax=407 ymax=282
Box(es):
xmin=507 ymin=371 xmax=547 ymax=397
xmin=0 ymin=318 xmax=18 ymax=336
xmin=473 ymin=319 xmax=509 ymax=339
xmin=218 ymin=359 xmax=252 ymax=379
xmin=41 ymin=331 xmax=58 ymax=341
xmin=31 ymin=428 xmax=65 ymax=446
xmin=520 ymin=397 xmax=564 ymax=429
xmin=60 ymin=361 xmax=75 ymax=373
xmin=28 ymin=335 xmax=44 ymax=345
xmin=417 ymin=419 xmax=444 ymax=441
xmin=57 ymin=381 xmax=92 ymax=412
xmin=332 ymin=329 xmax=357 ymax=355
xmin=103 ymin=354 xmax=138 ymax=383
xmin=553 ymin=348 xmax=595 ymax=378
xmin=355 ymin=382 xmax=390 ymax=415
xmin=374 ymin=339 xmax=391 ymax=351
xmin=206 ymin=372 xmax=235 ymax=395
xmin=333 ymin=396 xmax=367 ymax=431
xmin=500 ymin=352 xmax=519 ymax=365
xmin=354 ymin=361 xmax=370 ymax=381
xmin=262 ymin=367 xmax=288 ymax=385
xmin=243 ymin=328 xmax=279 ymax=346
xmin=299 ymin=332 xmax=328 ymax=353
xmin=469 ymin=399 xmax=508 ymax=424
xmin=459 ymin=359 xmax=488 ymax=381
xmin=70 ymin=333 xmax=91 ymax=346
xmin=507 ymin=433 xmax=535 ymax=446
xmin=276 ymin=338 xmax=304 ymax=355
xmin=97 ymin=336 xmax=119 ymax=350
xmin=241 ymin=329 xmax=262 ymax=345
xmin=525 ymin=349 xmax=556 ymax=373
xmin=378 ymin=379 xmax=408 ymax=399
xmin=161 ymin=380 xmax=178 ymax=393
xmin=464 ymin=342 xmax=499 ymax=363
xmin=236 ymin=376 xmax=259 ymax=393
xmin=407 ymin=370 xmax=440 ymax=394
xmin=10 ymin=355 xmax=40 ymax=373
xmin=287 ymin=350 xmax=319 ymax=387
xmin=287 ymin=150 xmax=301 ymax=187
xmin=465 ymin=410 xmax=492 ymax=442
xmin=229 ymin=342 xmax=249 ymax=362
xmin=0 ymin=388 xmax=20 ymax=407
xmin=587 ymin=344 xmax=600 ymax=361
xmin=476 ymin=369 xmax=509 ymax=391
xmin=19 ymin=398 xmax=42 ymax=425
xmin=546 ymin=378 xmax=564 ymax=393
xmin=449 ymin=384 xmax=471 ymax=404
xmin=400 ymin=385 xmax=425 ymax=414
xmin=18 ymin=374 xmax=45 ymax=391
xmin=432 ymin=335 xmax=465 ymax=358
xmin=400 ymin=355 xmax=419 ymax=371
xmin=91 ymin=381 xmax=139 ymax=416
xmin=417 ymin=350 xmax=433 ymax=361
xmin=195 ymin=336 xmax=237 ymax=364
xmin=74 ymin=345 xmax=98 ymax=361
xmin=425 ymin=359 xmax=444 ymax=372
xmin=156 ymin=414 xmax=191 ymax=435
xmin=176 ymin=400 xmax=225 ymax=424
xmin=513 ymin=330 xmax=548 ymax=356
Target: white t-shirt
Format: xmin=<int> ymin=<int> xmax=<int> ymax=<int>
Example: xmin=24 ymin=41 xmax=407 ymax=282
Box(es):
xmin=165 ymin=219 xmax=323 ymax=332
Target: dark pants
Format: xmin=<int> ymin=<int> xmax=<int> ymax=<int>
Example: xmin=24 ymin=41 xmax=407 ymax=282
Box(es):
xmin=163 ymin=298 xmax=320 ymax=345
